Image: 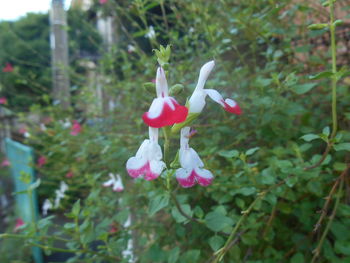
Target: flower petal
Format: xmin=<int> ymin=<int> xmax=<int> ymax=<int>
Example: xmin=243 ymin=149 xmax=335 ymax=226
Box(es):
xmin=193 ymin=168 xmax=214 ymax=186
xmin=142 ymin=97 xmax=188 ymax=128
xmin=188 ymin=89 xmax=206 ymax=113
xmin=196 ymin=60 xmax=215 ymax=91
xmin=205 ymin=89 xmax=241 ymax=115
xmin=155 ymin=67 xmax=168 ymax=98
xmin=176 ymin=168 xmax=196 ymax=188
xmin=126 ymin=156 xmax=148 ymax=178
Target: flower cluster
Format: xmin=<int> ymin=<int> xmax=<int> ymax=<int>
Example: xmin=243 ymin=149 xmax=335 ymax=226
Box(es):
xmin=126 ymin=60 xmax=241 ymax=188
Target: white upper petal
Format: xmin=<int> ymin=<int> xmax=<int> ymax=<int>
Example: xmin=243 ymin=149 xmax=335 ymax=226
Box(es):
xmin=195 ymin=60 xmax=215 ymax=91
xmin=224 ymin=98 xmax=237 ymax=107
xmin=175 ymin=167 xmax=191 ymax=179
xmin=194 ymin=167 xmax=213 ymax=179
xmin=156 ymin=67 xmax=168 ymax=98
xmin=204 ymin=89 xmax=225 ymax=107
xmin=188 ymin=89 xmax=207 ymax=113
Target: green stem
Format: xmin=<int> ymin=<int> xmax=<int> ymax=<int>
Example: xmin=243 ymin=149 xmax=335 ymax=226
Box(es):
xmin=329 ymin=0 xmax=338 ymax=138
xmin=311 ymin=177 xmax=343 ymax=263
xmin=162 ymin=126 xmax=171 ymax=166
xmin=212 ymin=192 xmax=266 ymax=263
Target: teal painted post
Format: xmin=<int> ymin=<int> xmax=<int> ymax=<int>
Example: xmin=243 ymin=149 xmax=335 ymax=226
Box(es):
xmin=5 ymin=138 xmax=43 ymax=263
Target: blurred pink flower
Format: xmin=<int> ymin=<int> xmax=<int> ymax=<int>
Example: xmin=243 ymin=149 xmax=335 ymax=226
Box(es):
xmin=151 ymin=78 xmax=156 ymax=83
xmin=70 ymin=120 xmax=82 ymax=136
xmin=109 ymin=223 xmax=118 ymax=233
xmin=37 ymin=156 xmax=47 ymax=167
xmin=0 ymin=97 xmax=7 ymax=105
xmin=18 ymin=127 xmax=27 ymax=134
xmin=14 ymin=218 xmax=25 ymax=232
xmin=99 ymin=0 xmax=108 ymax=4
xmin=1 ymin=159 xmax=10 ymax=167
xmin=66 ymin=171 xmax=74 ymax=178
xmin=3 ymin=63 xmax=13 ymax=73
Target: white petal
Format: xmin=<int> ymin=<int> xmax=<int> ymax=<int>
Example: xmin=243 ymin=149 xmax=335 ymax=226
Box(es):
xmin=204 ymin=89 xmax=225 ymax=107
xmin=126 ymin=156 xmax=147 ymax=171
xmin=148 ymin=127 xmax=159 ymax=143
xmin=180 ymin=127 xmax=190 ymax=149
xmin=225 ymin=98 xmax=237 ymax=107
xmin=188 ymin=89 xmax=206 ymax=113
xmin=179 ymin=147 xmax=204 ymax=170
xmin=103 ymin=179 xmax=115 ymax=187
xmin=194 ymin=167 xmax=213 ymax=179
xmin=147 ymin=98 xmax=165 ymax=118
xmin=156 ymin=67 xmax=168 ymax=98
xmin=149 ymin=159 xmax=166 ymax=176
xmin=175 ymin=167 xmax=191 ymax=179
xmin=135 ymin=140 xmax=151 ymax=158
xmin=147 ymin=141 xmax=163 ymax=161
xmin=195 ymin=60 xmax=215 ymax=91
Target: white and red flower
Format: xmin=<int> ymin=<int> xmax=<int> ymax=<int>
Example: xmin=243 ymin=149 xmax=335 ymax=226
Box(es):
xmin=188 ymin=61 xmax=242 ymax=115
xmin=0 ymin=97 xmax=7 ymax=105
xmin=103 ymin=173 xmax=124 ymax=192
xmin=14 ymin=218 xmax=25 ymax=232
xmin=175 ymin=127 xmax=213 ymax=188
xmin=126 ymin=127 xmax=165 ymax=180
xmin=142 ymin=67 xmax=188 ymax=128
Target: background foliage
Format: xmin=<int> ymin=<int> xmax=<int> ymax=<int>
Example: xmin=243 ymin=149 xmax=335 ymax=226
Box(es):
xmin=1 ymin=0 xmax=350 ymax=262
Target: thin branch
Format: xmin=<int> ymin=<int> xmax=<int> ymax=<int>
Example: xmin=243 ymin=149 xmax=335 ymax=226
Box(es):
xmin=304 ymin=144 xmax=331 ymax=171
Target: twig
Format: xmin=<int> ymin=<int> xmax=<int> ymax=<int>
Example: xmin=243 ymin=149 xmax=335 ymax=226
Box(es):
xmin=170 ymin=192 xmax=203 ymax=224
xmin=311 ymin=177 xmax=343 ymax=263
xmin=304 ymin=144 xmax=331 ymax=171
xmin=313 ymin=165 xmax=349 ymax=232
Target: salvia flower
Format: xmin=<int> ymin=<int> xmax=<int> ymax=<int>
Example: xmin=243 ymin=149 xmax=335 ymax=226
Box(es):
xmin=70 ymin=120 xmax=82 ymax=136
xmin=14 ymin=218 xmax=25 ymax=232
xmin=42 ymin=199 xmax=53 ymax=216
xmin=0 ymin=97 xmax=7 ymax=105
xmin=145 ymin=26 xmax=156 ymax=39
xmin=142 ymin=67 xmax=188 ymax=128
xmin=103 ymin=173 xmax=124 ymax=192
xmin=175 ymin=127 xmax=213 ymax=188
xmin=54 ymin=181 xmax=68 ymax=208
xmin=3 ymin=63 xmax=13 ymax=73
xmin=37 ymin=156 xmax=47 ymax=167
xmin=126 ymin=127 xmax=166 ymax=180
xmin=66 ymin=170 xmax=74 ymax=178
xmin=188 ymin=61 xmax=241 ymax=115
xmin=1 ymin=158 xmax=10 ymax=167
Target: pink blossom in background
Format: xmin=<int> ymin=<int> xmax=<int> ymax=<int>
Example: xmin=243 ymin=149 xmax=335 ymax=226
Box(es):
xmin=109 ymin=223 xmax=118 ymax=233
xmin=151 ymin=78 xmax=156 ymax=83
xmin=1 ymin=159 xmax=10 ymax=167
xmin=37 ymin=156 xmax=47 ymax=167
xmin=66 ymin=171 xmax=74 ymax=178
xmin=70 ymin=120 xmax=82 ymax=136
xmin=14 ymin=218 xmax=25 ymax=232
xmin=99 ymin=0 xmax=108 ymax=4
xmin=2 ymin=63 xmax=13 ymax=73
xmin=18 ymin=127 xmax=27 ymax=134
xmin=0 ymin=97 xmax=7 ymax=105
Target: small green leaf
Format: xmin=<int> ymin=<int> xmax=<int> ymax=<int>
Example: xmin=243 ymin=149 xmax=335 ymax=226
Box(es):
xmin=300 ymin=134 xmax=319 ymax=142
xmin=205 ymin=212 xmax=234 ymax=232
xmin=333 ymin=143 xmax=350 ymax=151
xmin=218 ymin=150 xmax=239 ymax=159
xmin=168 ymin=247 xmax=180 ymax=263
xmin=148 ymin=194 xmax=169 ymax=216
xmin=293 ymin=83 xmax=317 ymax=94
xmin=308 ymin=23 xmax=328 ymax=30
xmin=309 ymin=71 xmax=333 ymax=80
xmin=291 ymin=253 xmax=305 ymax=263
xmin=208 ymin=236 xmax=225 ymax=251
xmin=72 ymin=199 xmax=81 ymax=217
xmin=322 ymin=126 xmax=330 ymax=136
xmin=245 ymin=147 xmax=260 ymax=156
xmin=333 ymin=19 xmax=343 ymax=27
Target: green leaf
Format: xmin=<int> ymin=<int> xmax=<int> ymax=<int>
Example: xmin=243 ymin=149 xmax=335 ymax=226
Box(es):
xmin=237 ymin=187 xmax=256 ymax=196
xmin=291 ymin=252 xmax=305 ymax=263
xmin=333 ymin=143 xmax=350 ymax=151
xmin=171 ymin=204 xmax=192 ymax=223
xmin=322 ymin=126 xmax=330 ymax=136
xmin=308 ymin=23 xmax=328 ymax=30
xmin=300 ymin=134 xmax=319 ymax=142
xmin=293 ymin=83 xmax=317 ymax=94
xmin=208 ymin=235 xmax=225 ymax=251
xmin=180 ymin=250 xmax=200 ymax=263
xmin=148 ymin=194 xmax=169 ymax=216
xmin=335 ymin=240 xmax=350 ymax=255
xmin=168 ymin=247 xmax=180 ymax=263
xmin=309 ymin=71 xmax=333 ymax=80
xmin=218 ymin=150 xmax=239 ymax=159
xmin=245 ymin=147 xmax=260 ymax=156
xmin=72 ymin=199 xmax=81 ymax=217
xmin=205 ymin=212 xmax=234 ymax=232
